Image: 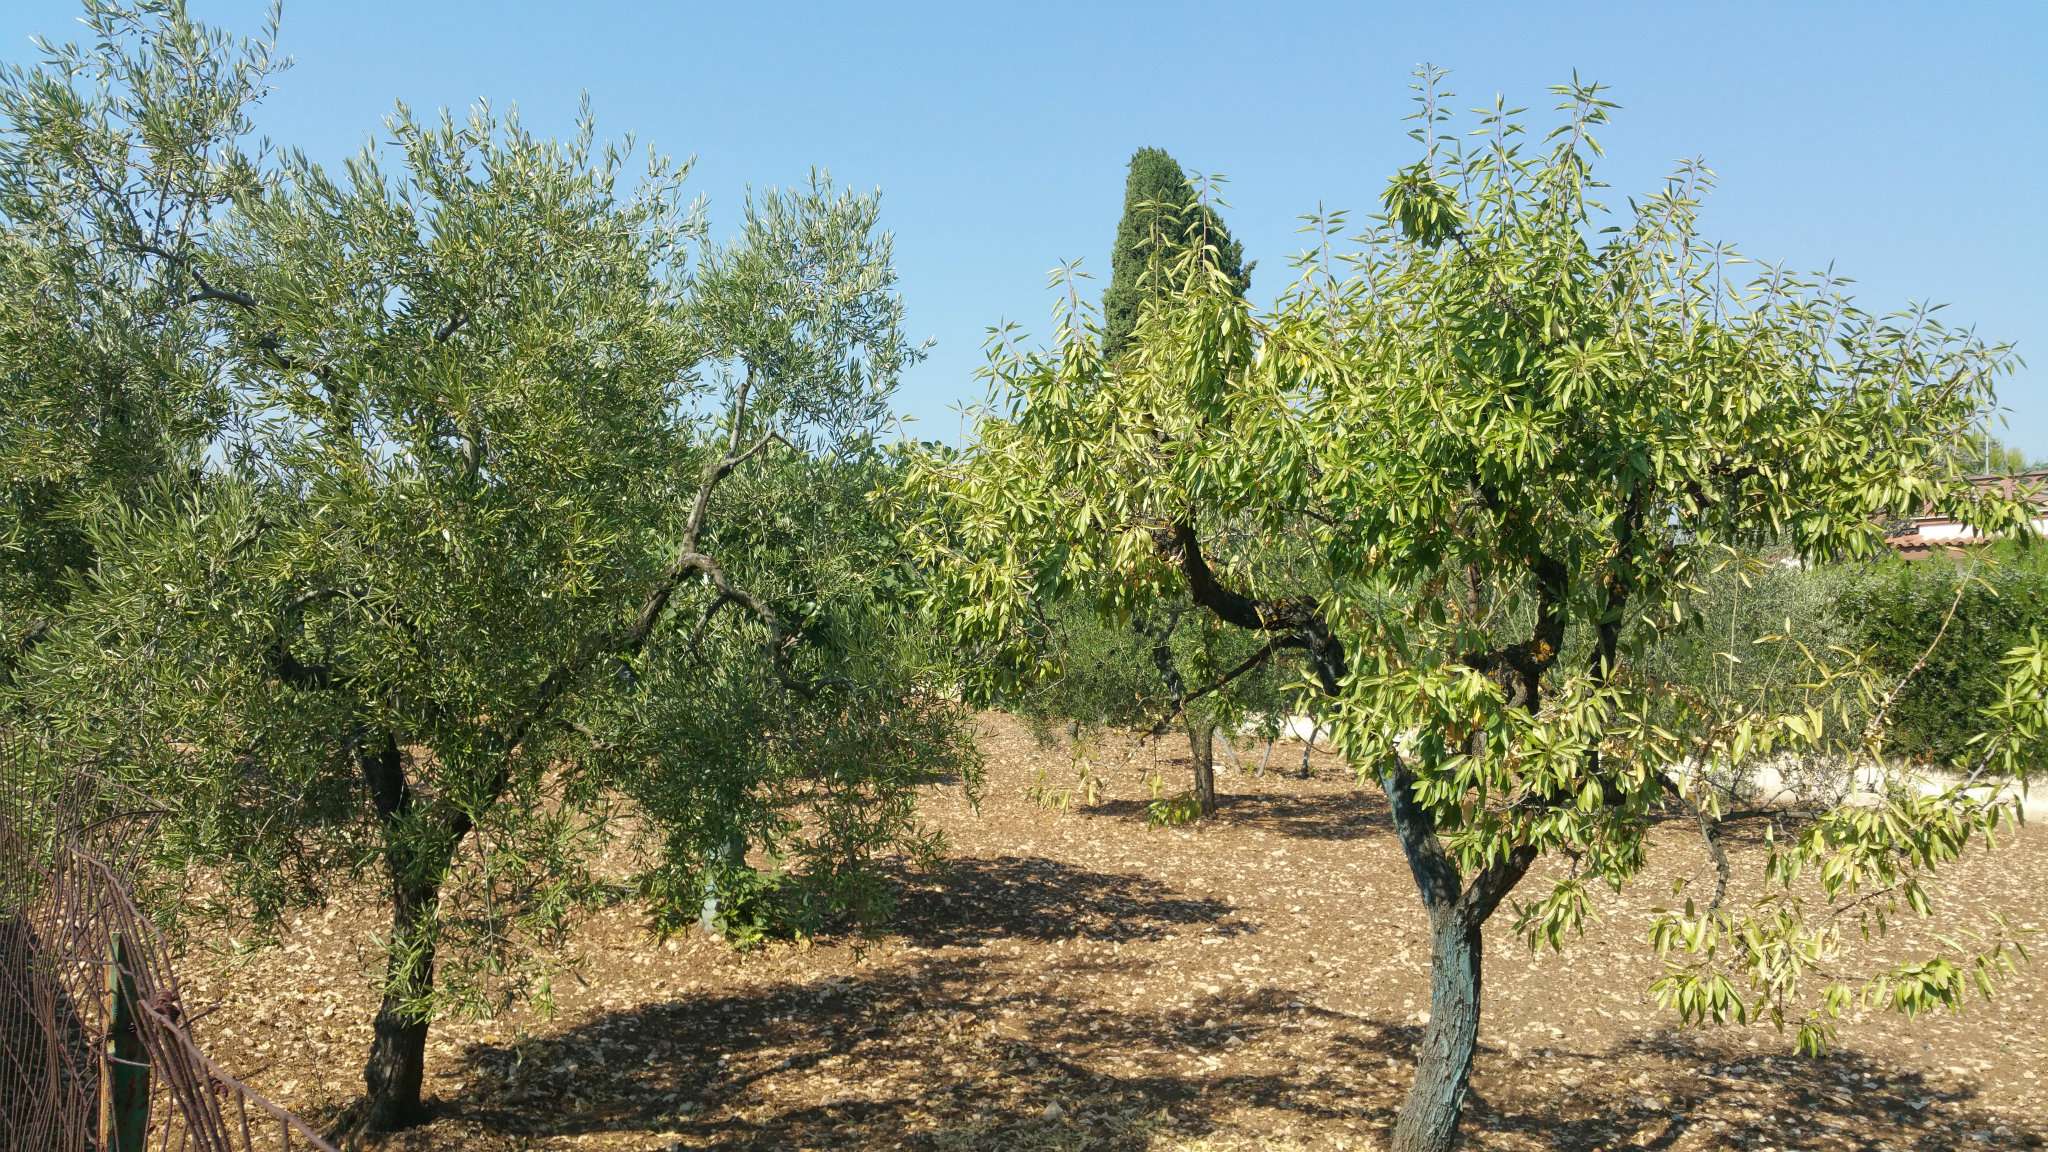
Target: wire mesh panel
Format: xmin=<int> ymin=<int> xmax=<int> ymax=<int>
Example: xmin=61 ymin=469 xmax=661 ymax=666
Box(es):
xmin=1 ymin=793 xmax=335 ymax=1152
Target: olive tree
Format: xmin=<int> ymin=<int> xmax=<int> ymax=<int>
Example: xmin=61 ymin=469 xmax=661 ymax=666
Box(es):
xmin=13 ymin=91 xmax=967 ymax=1133
xmin=900 ymin=73 xmax=2043 ymax=1152
xmin=608 ymin=447 xmax=972 ymax=943
xmin=1 ymin=0 xmax=278 ymax=662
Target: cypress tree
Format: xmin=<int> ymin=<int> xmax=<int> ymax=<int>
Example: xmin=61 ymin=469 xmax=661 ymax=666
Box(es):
xmin=1100 ymin=147 xmax=1249 ymax=358
xmin=1098 ymin=148 xmax=1257 ymax=818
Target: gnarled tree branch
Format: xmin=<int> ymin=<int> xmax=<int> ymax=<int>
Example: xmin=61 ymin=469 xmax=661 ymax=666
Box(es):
xmin=1154 ymin=519 xmax=1347 ymax=694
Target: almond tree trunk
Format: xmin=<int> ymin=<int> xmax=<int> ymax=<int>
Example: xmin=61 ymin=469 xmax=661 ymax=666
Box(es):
xmin=1391 ymin=910 xmax=1485 ymax=1152
xmin=1187 ymin=720 xmax=1217 ymax=816
xmin=1381 ymin=759 xmax=1535 ymax=1152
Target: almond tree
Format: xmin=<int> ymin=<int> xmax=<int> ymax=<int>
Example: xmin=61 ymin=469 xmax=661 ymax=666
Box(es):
xmin=900 ymin=72 xmax=2043 ymax=1152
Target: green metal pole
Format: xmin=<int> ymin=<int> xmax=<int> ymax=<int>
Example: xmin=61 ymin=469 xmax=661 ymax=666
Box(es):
xmin=99 ymin=931 xmax=149 ymax=1152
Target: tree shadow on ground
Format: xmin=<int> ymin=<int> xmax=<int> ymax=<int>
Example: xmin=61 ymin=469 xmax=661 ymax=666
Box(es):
xmin=1215 ymin=791 xmax=1390 ymax=842
xmin=1642 ymin=805 xmax=1824 ymax=855
xmin=451 ymin=952 xmax=1388 ymax=1151
xmin=436 ymin=855 xmax=2041 ymax=1150
xmin=1081 ymin=790 xmax=1390 ymax=843
xmin=444 ymin=860 xmax=1357 ymax=1149
xmin=446 ymin=960 xmax=2040 ymax=1151
xmin=1459 ymin=1031 xmax=2033 ymax=1151
xmin=882 ymin=854 xmax=1255 ymax=948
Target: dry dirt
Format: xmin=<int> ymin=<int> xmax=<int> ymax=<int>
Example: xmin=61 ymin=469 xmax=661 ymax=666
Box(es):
xmin=178 ymin=715 xmax=2048 ymax=1151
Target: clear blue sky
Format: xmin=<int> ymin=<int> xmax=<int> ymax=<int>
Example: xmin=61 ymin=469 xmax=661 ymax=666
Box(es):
xmin=9 ymin=1 xmax=2044 ymax=456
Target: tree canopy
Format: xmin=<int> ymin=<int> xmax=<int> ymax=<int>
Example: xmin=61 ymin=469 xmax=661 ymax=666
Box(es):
xmin=899 ymin=71 xmax=2045 ymax=1152
xmin=5 ymin=4 xmax=971 ymax=1134
xmin=0 ymin=0 xmax=279 ymax=659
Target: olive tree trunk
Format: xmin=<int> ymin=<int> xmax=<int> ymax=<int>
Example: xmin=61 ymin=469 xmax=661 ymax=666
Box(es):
xmin=354 ymin=729 xmax=457 ymax=1134
xmin=361 ymin=870 xmax=438 ymax=1133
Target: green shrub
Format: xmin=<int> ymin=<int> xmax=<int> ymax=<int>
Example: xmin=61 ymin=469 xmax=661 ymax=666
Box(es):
xmin=1645 ymin=555 xmax=1860 ymax=717
xmin=1841 ymin=543 xmax=2048 ymax=768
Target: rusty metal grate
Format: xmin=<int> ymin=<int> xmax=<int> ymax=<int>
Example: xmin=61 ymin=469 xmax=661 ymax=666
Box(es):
xmin=2 ymin=787 xmax=336 ymax=1152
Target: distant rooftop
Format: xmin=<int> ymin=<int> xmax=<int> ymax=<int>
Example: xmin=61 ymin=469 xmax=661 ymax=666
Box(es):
xmin=1884 ymin=470 xmax=2048 ymax=560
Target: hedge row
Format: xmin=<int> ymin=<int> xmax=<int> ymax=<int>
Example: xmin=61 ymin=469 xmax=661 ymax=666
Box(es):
xmin=1841 ymin=543 xmax=2048 ymax=767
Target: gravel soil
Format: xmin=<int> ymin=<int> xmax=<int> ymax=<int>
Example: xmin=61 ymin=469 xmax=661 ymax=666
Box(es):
xmin=178 ymin=714 xmax=2048 ymax=1150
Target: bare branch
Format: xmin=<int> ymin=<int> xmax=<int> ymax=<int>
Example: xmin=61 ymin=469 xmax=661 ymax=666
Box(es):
xmin=729 ymin=429 xmax=795 ymax=474
xmin=1860 ymin=574 xmax=1970 ymax=757
xmin=681 ymin=370 xmax=792 ymax=551
xmin=1661 ymin=771 xmax=1732 ymax=914
xmin=181 ymin=281 xmax=259 ymax=310
xmin=459 ymin=421 xmax=486 ymax=483
xmin=686 ymin=592 xmax=743 ymax=660
xmin=1146 ymin=636 xmax=1305 ymax=737
xmin=1154 ymin=519 xmax=1347 ymax=695
xmin=135 ymin=239 xmax=259 ymax=310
